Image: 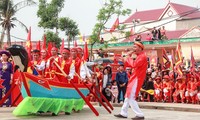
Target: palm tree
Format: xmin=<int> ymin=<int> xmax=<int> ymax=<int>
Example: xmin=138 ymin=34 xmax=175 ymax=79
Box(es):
xmin=0 ymin=0 xmax=36 ymax=48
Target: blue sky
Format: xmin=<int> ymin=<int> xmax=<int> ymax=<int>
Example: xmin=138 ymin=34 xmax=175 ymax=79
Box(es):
xmin=8 ymin=0 xmax=200 ymax=42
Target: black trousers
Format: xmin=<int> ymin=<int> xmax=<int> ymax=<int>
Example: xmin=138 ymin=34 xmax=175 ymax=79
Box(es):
xmin=117 ymin=85 xmax=127 ymax=103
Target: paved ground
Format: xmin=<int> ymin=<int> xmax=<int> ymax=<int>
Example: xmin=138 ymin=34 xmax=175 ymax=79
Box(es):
xmin=0 ymin=103 xmax=200 ymax=120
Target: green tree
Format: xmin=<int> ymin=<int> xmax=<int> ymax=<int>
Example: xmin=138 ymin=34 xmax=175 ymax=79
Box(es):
xmin=58 ymin=17 xmax=79 ymax=48
xmin=37 ymin=0 xmax=65 ymax=33
xmin=89 ymin=0 xmax=131 ymax=59
xmin=46 ymin=30 xmax=61 ymax=48
xmin=0 ymin=0 xmax=36 ymax=48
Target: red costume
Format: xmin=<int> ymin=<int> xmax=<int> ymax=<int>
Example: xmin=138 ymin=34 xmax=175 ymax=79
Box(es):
xmin=125 ymin=51 xmax=148 ymax=98
xmin=173 ymin=77 xmax=186 ymax=103
xmin=154 ymin=77 xmax=163 ymax=102
xmin=162 ymin=75 xmax=174 ymax=102
xmin=185 ymin=77 xmax=198 ymax=103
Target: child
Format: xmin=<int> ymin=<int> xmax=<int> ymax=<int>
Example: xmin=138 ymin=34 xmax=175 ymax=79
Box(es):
xmin=111 ymin=80 xmax=118 ymax=103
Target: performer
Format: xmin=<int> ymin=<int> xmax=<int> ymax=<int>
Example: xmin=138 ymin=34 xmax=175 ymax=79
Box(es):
xmin=185 ymin=75 xmax=198 ymax=104
xmin=153 ymin=76 xmax=163 ymax=102
xmin=45 ymin=47 xmax=59 ymax=79
xmin=27 ymin=49 xmax=40 ymax=75
xmin=58 ymin=48 xmax=75 ymax=82
xmin=70 ymin=47 xmax=81 ymax=83
xmin=0 ymin=50 xmax=13 ymax=107
xmin=35 ymin=49 xmax=48 ymax=77
xmin=114 ymin=42 xmax=147 ymax=120
xmin=173 ymin=76 xmax=186 ymax=103
xmin=162 ymin=75 xmax=174 ymax=102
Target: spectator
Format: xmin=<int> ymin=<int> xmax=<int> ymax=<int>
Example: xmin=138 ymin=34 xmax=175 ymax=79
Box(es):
xmin=151 ymin=27 xmax=158 ymax=40
xmin=135 ymin=34 xmax=142 ymax=41
xmin=157 ymin=28 xmax=162 ymax=40
xmin=0 ymin=50 xmax=13 ymax=107
xmin=146 ymin=77 xmax=155 ymax=102
xmin=102 ymin=68 xmax=112 ymax=89
xmin=146 ymin=33 xmax=152 ymax=41
xmin=98 ymin=48 xmax=104 ymax=58
xmin=115 ymin=64 xmax=128 ymax=103
xmin=102 ymin=83 xmax=112 ymax=102
xmin=161 ymin=26 xmax=166 ymax=39
xmin=111 ymin=80 xmax=118 ymax=103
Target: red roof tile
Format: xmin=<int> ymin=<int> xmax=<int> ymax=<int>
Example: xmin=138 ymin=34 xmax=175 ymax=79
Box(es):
xmin=170 ymin=3 xmax=200 ymax=19
xmin=123 ymin=2 xmax=200 ymax=23
xmin=123 ymin=8 xmax=164 ymax=23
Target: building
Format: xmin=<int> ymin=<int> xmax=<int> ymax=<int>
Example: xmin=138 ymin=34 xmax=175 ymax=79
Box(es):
xmin=98 ymin=2 xmax=200 ymax=65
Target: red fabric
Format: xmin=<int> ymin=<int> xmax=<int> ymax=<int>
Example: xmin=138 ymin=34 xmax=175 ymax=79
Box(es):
xmin=26 ymin=27 xmax=32 ymax=61
xmin=124 ymin=52 xmax=148 ymax=98
xmin=42 ymin=34 xmax=46 ymax=50
xmin=60 ymin=39 xmax=64 ymax=54
xmin=36 ymin=40 xmax=41 ymax=51
xmin=11 ymin=70 xmax=23 ymax=106
xmin=110 ymin=18 xmax=119 ymax=32
xmin=58 ymin=57 xmax=72 ymax=82
xmin=72 ymin=57 xmax=81 ymax=83
xmin=84 ymin=41 xmax=89 ymax=61
xmin=74 ymin=40 xmax=78 ymax=47
xmin=47 ymin=42 xmax=53 ymax=56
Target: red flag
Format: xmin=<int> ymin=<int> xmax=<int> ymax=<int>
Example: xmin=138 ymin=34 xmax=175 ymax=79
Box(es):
xmin=0 ymin=79 xmax=4 ymax=88
xmin=190 ymin=47 xmax=195 ymax=73
xmin=26 ymin=27 xmax=32 ymax=61
xmin=24 ymin=72 xmax=51 ymax=90
xmin=36 ymin=40 xmax=41 ymax=51
xmin=175 ymin=40 xmax=183 ymax=76
xmin=129 ymin=28 xmax=134 ymax=40
xmin=110 ymin=18 xmax=119 ymax=32
xmin=162 ymin=48 xmax=171 ymax=69
xmin=74 ymin=40 xmax=78 ymax=47
xmin=170 ymin=50 xmax=175 ymax=70
xmin=84 ymin=41 xmax=89 ymax=61
xmin=47 ymin=42 xmax=53 ymax=56
xmin=60 ymin=39 xmax=64 ymax=54
xmin=42 ymin=34 xmax=46 ymax=50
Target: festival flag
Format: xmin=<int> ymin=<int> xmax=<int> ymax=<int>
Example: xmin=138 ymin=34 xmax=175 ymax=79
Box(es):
xmin=74 ymin=40 xmax=78 ymax=47
xmin=25 ymin=27 xmax=32 ymax=61
xmin=47 ymin=42 xmax=53 ymax=56
xmin=170 ymin=49 xmax=175 ymax=70
xmin=36 ymin=40 xmax=41 ymax=51
xmin=129 ymin=28 xmax=134 ymax=41
xmin=42 ymin=34 xmax=46 ymax=49
xmin=60 ymin=39 xmax=64 ymax=54
xmin=110 ymin=18 xmax=119 ymax=32
xmin=162 ymin=48 xmax=171 ymax=69
xmin=24 ymin=72 xmax=51 ymax=90
xmin=83 ymin=40 xmax=89 ymax=61
xmin=175 ymin=40 xmax=183 ymax=76
xmin=0 ymin=79 xmax=4 ymax=88
xmin=190 ymin=47 xmax=195 ymax=73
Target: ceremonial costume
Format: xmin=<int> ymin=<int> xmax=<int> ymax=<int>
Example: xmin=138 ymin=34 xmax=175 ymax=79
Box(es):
xmin=27 ymin=50 xmax=40 ymax=75
xmin=162 ymin=75 xmax=174 ymax=102
xmin=0 ymin=50 xmax=13 ymax=106
xmin=115 ymin=42 xmax=147 ymax=119
xmin=154 ymin=77 xmax=163 ymax=102
xmin=173 ymin=77 xmax=186 ymax=103
xmin=58 ymin=49 xmax=75 ymax=83
xmin=185 ymin=76 xmax=198 ymax=103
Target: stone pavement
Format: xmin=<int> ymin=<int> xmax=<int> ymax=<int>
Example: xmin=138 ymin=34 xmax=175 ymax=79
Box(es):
xmin=0 ymin=102 xmax=200 ymax=120
xmin=112 ymin=102 xmax=200 ymax=112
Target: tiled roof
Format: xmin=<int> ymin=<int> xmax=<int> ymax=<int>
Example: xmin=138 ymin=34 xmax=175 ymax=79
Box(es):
xmin=123 ymin=8 xmax=164 ymax=23
xmin=123 ymin=2 xmax=200 ymax=23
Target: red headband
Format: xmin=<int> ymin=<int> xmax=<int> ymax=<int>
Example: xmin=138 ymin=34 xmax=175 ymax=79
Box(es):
xmin=62 ymin=49 xmax=70 ymax=54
